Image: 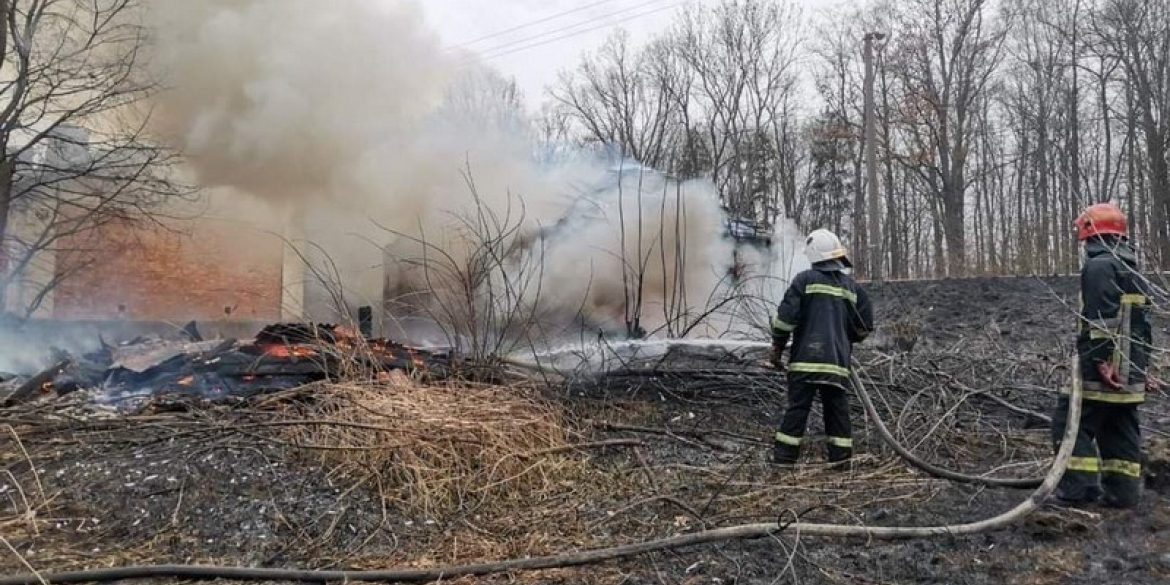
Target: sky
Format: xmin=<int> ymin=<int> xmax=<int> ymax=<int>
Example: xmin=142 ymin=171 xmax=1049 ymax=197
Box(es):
xmin=420 ymin=0 xmax=840 ymax=107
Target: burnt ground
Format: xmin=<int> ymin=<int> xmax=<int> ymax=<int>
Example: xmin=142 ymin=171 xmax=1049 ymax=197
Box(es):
xmin=3 ymin=275 xmax=1170 ymax=585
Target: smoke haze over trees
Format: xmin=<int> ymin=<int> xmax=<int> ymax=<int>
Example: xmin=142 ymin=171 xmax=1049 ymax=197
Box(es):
xmin=546 ymin=0 xmax=1170 ymax=279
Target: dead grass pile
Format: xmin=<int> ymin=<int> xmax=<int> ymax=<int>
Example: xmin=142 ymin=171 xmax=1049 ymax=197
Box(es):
xmin=277 ymin=376 xmax=595 ymax=521
xmin=0 ymin=426 xmax=56 ymax=578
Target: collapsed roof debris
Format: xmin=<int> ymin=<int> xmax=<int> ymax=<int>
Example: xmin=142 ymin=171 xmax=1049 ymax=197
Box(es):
xmin=0 ymin=322 xmax=455 ymax=412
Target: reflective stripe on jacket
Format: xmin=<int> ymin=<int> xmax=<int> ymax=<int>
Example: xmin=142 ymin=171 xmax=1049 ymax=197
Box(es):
xmin=771 ymin=264 xmax=874 ymax=385
xmin=1076 ymin=236 xmax=1152 ymax=404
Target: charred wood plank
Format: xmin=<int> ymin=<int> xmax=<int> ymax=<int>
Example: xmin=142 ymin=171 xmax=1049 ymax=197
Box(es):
xmin=358 ymin=306 xmax=373 ymax=337
xmin=181 ymin=321 xmax=204 ymax=342
xmin=254 ymin=323 xmax=339 ymax=345
xmin=208 ymin=352 xmax=332 ymax=377
xmin=3 ymin=359 xmax=70 ymax=407
xmin=198 ymin=339 xmax=238 ymax=360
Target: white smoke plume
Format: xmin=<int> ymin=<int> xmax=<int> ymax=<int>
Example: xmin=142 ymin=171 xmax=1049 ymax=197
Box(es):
xmin=141 ymin=0 xmax=796 ymax=350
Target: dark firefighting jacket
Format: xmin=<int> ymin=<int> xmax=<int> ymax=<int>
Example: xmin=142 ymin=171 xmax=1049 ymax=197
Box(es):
xmin=771 ymin=261 xmax=874 ymax=385
xmin=1077 ymin=236 xmax=1153 ymax=403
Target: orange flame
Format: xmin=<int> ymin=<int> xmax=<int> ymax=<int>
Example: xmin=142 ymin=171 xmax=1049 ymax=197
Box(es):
xmin=406 ymin=349 xmax=425 ymax=369
xmin=261 ymin=344 xmax=317 ymax=358
xmin=333 ymin=325 xmax=358 ymax=340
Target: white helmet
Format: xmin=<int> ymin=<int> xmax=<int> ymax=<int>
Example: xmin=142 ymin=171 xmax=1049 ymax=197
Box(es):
xmin=804 ymin=229 xmax=851 ymax=266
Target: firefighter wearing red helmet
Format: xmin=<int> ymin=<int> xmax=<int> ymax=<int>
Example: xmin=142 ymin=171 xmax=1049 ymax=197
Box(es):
xmin=1051 ymin=201 xmax=1156 ymax=508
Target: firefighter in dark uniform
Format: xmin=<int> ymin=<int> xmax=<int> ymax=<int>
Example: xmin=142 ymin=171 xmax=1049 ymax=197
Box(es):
xmin=1052 ymin=202 xmax=1156 ymax=508
xmin=770 ymin=229 xmax=874 ymax=465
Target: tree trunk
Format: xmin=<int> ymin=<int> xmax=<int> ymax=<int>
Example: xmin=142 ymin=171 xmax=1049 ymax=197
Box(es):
xmin=1037 ymin=100 xmax=1052 ymax=275
xmin=927 ymin=177 xmax=946 ymax=277
xmin=0 ymin=156 xmax=14 ymax=311
xmin=1125 ymin=82 xmax=1139 ymax=244
xmin=943 ymin=184 xmax=965 ymax=277
xmin=852 ymin=138 xmax=867 ymax=278
xmin=1067 ymin=1 xmax=1083 ymax=275
xmin=973 ymin=182 xmax=985 ymax=275
xmin=1149 ymin=132 xmax=1170 ymax=268
xmin=1015 ymin=124 xmax=1030 ymax=274
xmin=881 ymin=116 xmax=901 ymax=278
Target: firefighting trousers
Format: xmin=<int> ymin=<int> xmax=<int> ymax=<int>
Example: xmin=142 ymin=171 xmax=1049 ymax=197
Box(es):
xmin=1050 ymin=395 xmax=1142 ymax=508
xmin=774 ymin=380 xmax=852 ymax=463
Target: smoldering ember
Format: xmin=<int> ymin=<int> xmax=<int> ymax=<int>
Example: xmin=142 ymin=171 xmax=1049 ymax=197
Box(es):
xmin=3 ymin=1 xmax=1170 ymax=585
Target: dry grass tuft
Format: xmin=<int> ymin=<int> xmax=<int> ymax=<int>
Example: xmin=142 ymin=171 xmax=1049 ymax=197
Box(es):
xmin=279 ymin=375 xmax=592 ymax=520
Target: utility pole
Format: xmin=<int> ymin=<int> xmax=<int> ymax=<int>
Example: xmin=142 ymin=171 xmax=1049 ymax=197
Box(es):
xmin=863 ymin=31 xmax=885 ymax=281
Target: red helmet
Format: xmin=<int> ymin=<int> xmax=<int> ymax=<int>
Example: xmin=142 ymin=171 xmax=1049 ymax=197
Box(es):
xmin=1074 ymin=202 xmax=1127 ymax=241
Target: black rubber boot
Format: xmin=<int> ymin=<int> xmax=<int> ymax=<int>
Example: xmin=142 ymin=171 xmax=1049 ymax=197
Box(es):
xmin=772 ymin=441 xmax=800 ymax=465
xmin=1100 ymin=481 xmax=1140 ymax=509
xmin=826 ymin=443 xmax=853 ymax=465
xmin=1050 ymin=484 xmax=1101 ymax=509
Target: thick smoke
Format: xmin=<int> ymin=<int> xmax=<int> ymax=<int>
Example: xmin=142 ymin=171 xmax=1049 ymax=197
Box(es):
xmin=141 ymin=0 xmax=795 ymax=348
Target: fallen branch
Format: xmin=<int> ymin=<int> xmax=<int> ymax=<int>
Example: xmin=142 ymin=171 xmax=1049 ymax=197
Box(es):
xmin=0 ymin=359 xmax=1083 ymax=585
xmin=976 ymin=389 xmax=1052 ymax=424
xmin=589 ymin=495 xmax=707 ymax=530
xmin=588 ymin=420 xmax=711 ymax=450
xmin=519 ymin=439 xmax=644 ymax=458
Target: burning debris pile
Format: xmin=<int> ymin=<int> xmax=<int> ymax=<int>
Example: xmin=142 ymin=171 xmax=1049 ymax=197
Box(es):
xmin=0 ymin=322 xmax=454 ymax=410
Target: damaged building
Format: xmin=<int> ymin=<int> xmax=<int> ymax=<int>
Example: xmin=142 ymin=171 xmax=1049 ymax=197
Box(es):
xmin=0 ymin=126 xmax=338 ymax=347
xmin=2 ymin=134 xmax=793 ymax=351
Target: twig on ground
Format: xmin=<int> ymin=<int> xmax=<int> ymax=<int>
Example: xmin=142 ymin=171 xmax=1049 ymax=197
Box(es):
xmin=0 ymin=533 xmax=45 ymax=585
xmin=519 ymin=439 xmax=645 ymax=458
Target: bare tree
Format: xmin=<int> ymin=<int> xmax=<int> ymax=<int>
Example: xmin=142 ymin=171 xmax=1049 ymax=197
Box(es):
xmin=671 ymin=0 xmax=804 ymax=226
xmin=380 ymin=181 xmax=551 ymax=363
xmin=807 ymin=9 xmax=865 ymax=264
xmin=0 ymin=0 xmax=190 ymax=317
xmin=550 ymin=30 xmax=680 ymax=170
xmin=540 ymin=0 xmax=1170 ymax=278
xmin=1094 ymin=0 xmax=1170 ymax=264
xmin=890 ymin=0 xmax=1010 ymax=276
xmin=444 ymin=64 xmax=528 ymax=136
xmin=533 ymin=102 xmax=575 ymax=164
xmin=550 ymin=0 xmax=804 ymax=234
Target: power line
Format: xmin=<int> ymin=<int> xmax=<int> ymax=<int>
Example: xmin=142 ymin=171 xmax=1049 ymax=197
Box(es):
xmin=472 ymin=0 xmax=674 ymax=57
xmin=451 ymin=0 xmax=624 ymax=47
xmin=471 ymin=0 xmax=680 ymax=62
xmin=476 ymin=3 xmax=683 ymax=62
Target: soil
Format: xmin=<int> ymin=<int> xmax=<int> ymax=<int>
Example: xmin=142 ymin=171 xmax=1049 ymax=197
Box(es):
xmin=3 ymin=275 xmax=1170 ymax=585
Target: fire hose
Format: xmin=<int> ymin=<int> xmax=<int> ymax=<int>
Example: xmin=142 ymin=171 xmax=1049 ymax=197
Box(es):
xmin=0 ymin=360 xmax=1083 ymax=585
xmin=849 ymin=367 xmax=1044 ymax=488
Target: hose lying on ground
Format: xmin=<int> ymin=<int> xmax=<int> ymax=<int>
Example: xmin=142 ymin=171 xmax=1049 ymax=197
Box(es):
xmin=0 ymin=360 xmax=1083 ymax=585
xmin=850 ymin=367 xmax=1046 ymax=488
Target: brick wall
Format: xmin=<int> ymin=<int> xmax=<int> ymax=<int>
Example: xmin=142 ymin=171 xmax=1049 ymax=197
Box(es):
xmin=52 ymin=217 xmax=284 ymax=322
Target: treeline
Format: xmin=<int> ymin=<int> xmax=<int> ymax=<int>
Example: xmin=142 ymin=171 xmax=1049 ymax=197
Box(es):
xmin=539 ymin=0 xmax=1170 ymax=279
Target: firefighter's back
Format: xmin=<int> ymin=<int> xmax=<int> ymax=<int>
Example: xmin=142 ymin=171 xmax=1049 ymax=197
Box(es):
xmin=787 ymin=267 xmax=868 ymax=383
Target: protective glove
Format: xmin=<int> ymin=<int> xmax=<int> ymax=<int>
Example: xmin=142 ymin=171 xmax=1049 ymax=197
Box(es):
xmin=1096 ymin=361 xmax=1124 ymax=390
xmin=769 ymin=345 xmax=786 ymax=371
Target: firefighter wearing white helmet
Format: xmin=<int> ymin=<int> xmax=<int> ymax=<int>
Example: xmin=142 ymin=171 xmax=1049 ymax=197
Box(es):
xmin=804 ymin=229 xmax=852 ymax=267
xmin=769 ymin=229 xmax=873 ymax=466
